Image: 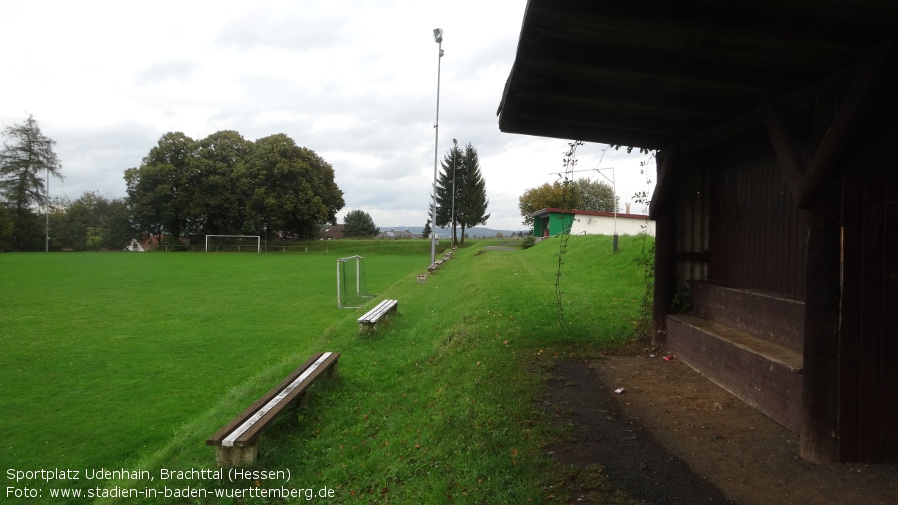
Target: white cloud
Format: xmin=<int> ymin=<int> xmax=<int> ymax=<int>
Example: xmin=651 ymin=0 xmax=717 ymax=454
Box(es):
xmin=0 ymin=0 xmax=655 ymax=231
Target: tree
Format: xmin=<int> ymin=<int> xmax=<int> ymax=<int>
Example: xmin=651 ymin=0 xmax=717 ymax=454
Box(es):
xmin=434 ymin=141 xmax=462 ymax=244
xmin=433 ymin=142 xmax=489 ymax=245
xmin=124 ymin=131 xmax=195 ymax=242
xmin=517 ymin=180 xmax=582 ymax=226
xmin=573 ymin=178 xmax=617 ymax=212
xmin=343 ymin=209 xmax=379 ymax=238
xmin=126 ymin=130 xmax=345 ymax=242
xmin=421 ymin=219 xmax=432 ymax=239
xmin=0 ymin=114 xmax=63 ymax=250
xmin=185 ymin=130 xmax=252 ymax=235
xmin=0 ymin=202 xmax=13 ymax=251
xmin=243 ymin=134 xmax=345 ymax=240
xmin=54 ymin=191 xmax=134 ymax=250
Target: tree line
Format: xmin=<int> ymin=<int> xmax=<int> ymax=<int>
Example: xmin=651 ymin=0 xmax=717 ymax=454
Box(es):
xmin=0 ymin=114 xmax=536 ymax=251
xmin=125 ymin=130 xmax=345 ymax=243
xmin=0 ymin=116 xmax=348 ymax=251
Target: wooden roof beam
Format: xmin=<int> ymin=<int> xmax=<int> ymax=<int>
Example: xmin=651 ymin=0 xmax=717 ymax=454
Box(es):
xmin=761 ymin=39 xmax=893 ymax=209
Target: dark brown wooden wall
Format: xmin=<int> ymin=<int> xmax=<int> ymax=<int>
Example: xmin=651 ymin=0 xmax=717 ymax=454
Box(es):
xmin=839 ymin=65 xmax=898 ymax=462
xmin=689 ymin=132 xmax=809 ymax=300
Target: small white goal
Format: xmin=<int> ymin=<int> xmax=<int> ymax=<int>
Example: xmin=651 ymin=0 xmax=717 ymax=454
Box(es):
xmin=337 ymin=255 xmax=374 ymax=308
xmin=205 ymin=235 xmax=261 ymax=253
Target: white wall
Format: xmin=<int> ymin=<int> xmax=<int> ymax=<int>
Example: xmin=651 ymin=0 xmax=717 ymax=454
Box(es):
xmin=569 ymin=214 xmax=655 ymax=236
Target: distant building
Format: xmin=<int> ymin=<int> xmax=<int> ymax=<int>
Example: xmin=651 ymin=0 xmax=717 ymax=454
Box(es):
xmin=320 ymin=224 xmax=345 ymax=240
xmin=531 ymin=207 xmax=654 ymax=238
xmin=375 ymin=228 xmax=415 ymax=240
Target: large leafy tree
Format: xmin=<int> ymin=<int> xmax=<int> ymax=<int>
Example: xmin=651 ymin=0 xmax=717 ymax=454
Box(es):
xmin=343 ymin=209 xmax=379 ymax=238
xmin=124 ymin=131 xmax=195 ymax=242
xmin=0 ymin=114 xmax=63 ymax=250
xmin=517 ymin=180 xmax=583 ymax=226
xmin=126 ymin=131 xmax=344 ymax=242
xmin=186 ymin=130 xmax=252 ymax=234
xmin=433 ymin=142 xmax=489 ymax=245
xmin=243 ymin=134 xmax=345 ymax=240
xmin=573 ymin=178 xmax=617 ymax=213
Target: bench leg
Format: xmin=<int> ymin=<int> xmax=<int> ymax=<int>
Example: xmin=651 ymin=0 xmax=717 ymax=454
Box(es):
xmin=216 ymin=444 xmax=257 ymax=467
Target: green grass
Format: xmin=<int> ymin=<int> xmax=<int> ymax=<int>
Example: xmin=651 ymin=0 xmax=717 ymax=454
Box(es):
xmin=0 ymin=236 xmax=652 ymax=504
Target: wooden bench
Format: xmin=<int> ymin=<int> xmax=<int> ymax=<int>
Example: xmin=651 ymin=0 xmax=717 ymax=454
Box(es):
xmin=667 ymin=281 xmax=806 ymax=433
xmin=357 ymin=299 xmax=398 ymax=333
xmin=207 ymin=352 xmax=340 ymax=467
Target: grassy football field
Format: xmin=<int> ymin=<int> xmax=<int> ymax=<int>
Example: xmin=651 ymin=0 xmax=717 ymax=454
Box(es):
xmin=0 ymin=235 xmax=651 ymax=504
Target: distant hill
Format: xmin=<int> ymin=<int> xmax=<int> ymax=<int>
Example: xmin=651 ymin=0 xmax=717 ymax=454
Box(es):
xmin=382 ymin=226 xmax=531 ymax=238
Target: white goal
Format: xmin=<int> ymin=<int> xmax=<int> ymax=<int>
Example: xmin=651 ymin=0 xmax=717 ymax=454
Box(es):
xmin=337 ymin=255 xmax=374 ymax=308
xmin=205 ymin=235 xmax=261 ymax=253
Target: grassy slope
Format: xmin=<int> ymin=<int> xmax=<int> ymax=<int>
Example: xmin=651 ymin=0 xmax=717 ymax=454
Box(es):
xmin=0 ymin=235 xmax=652 ymax=504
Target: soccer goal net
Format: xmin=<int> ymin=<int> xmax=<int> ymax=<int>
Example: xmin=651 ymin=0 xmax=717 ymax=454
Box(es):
xmin=205 ymin=235 xmax=261 ymax=253
xmin=337 ymin=255 xmax=374 ymax=308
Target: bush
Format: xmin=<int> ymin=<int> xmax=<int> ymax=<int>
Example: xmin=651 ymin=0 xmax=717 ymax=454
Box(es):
xmin=521 ymin=235 xmax=536 ymax=249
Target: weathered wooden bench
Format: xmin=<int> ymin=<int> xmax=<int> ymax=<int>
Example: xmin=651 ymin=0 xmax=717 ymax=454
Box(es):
xmin=207 ymin=351 xmax=340 ymax=467
xmin=357 ymin=299 xmax=398 ymax=333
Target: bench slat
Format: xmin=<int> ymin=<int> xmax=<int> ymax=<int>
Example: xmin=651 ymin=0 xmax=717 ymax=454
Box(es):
xmin=358 ymin=299 xmax=397 ymax=323
xmin=366 ymin=301 xmax=396 ymax=322
xmin=207 ymin=352 xmax=339 ymax=447
xmin=363 ymin=304 xmax=393 ymax=322
xmin=358 ymin=300 xmax=390 ymax=322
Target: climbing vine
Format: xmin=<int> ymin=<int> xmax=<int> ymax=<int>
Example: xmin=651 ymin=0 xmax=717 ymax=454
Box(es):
xmin=629 ymin=148 xmax=656 ymax=342
xmin=553 ymin=140 xmax=583 ymax=326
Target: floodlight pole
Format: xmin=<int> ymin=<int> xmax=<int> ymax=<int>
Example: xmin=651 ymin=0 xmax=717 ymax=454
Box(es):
xmin=594 ymin=166 xmax=618 ymax=251
xmin=451 ymin=138 xmax=457 ymax=247
xmin=45 ymin=166 xmax=50 ymax=252
xmin=430 ymin=28 xmax=444 ymax=266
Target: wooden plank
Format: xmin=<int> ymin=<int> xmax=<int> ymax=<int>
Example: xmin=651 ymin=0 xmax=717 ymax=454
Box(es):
xmin=207 ymin=352 xmax=325 ymax=446
xmin=668 ymin=314 xmax=803 ymax=433
xmin=229 ymin=352 xmax=339 ymax=446
xmin=359 ymin=300 xmax=391 ymax=322
xmin=690 ymin=281 xmax=804 ymax=352
xmin=359 ymin=300 xmax=397 ymax=323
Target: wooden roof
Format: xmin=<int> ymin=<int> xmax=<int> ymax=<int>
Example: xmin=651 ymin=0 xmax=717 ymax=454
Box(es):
xmin=498 ymin=0 xmax=897 ymax=151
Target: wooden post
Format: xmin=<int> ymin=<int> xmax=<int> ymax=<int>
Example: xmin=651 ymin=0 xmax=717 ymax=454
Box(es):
xmin=651 ymin=149 xmax=676 ymax=346
xmin=798 ymin=179 xmax=842 ymax=463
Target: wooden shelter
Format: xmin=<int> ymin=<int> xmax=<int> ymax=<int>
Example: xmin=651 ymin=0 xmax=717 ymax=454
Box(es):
xmin=498 ymin=0 xmax=897 ymax=463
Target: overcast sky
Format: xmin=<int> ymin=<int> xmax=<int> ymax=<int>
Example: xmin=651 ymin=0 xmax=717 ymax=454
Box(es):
xmin=0 ymin=0 xmax=655 ymax=232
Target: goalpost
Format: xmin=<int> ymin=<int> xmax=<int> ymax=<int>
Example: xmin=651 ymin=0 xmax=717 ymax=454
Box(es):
xmin=205 ymin=235 xmax=261 ymax=253
xmin=337 ymin=255 xmax=374 ymax=308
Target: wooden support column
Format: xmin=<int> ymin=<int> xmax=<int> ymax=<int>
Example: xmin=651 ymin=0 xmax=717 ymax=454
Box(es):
xmin=799 ymin=178 xmax=842 ymax=463
xmin=651 ymin=148 xmax=676 ymax=345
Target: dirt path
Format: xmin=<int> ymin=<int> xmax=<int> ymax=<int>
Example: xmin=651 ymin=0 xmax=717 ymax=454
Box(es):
xmin=542 ymin=352 xmax=898 ymax=505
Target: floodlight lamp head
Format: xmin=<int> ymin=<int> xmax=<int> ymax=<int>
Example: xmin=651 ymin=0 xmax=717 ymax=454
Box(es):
xmin=433 ymin=28 xmax=443 ymax=43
